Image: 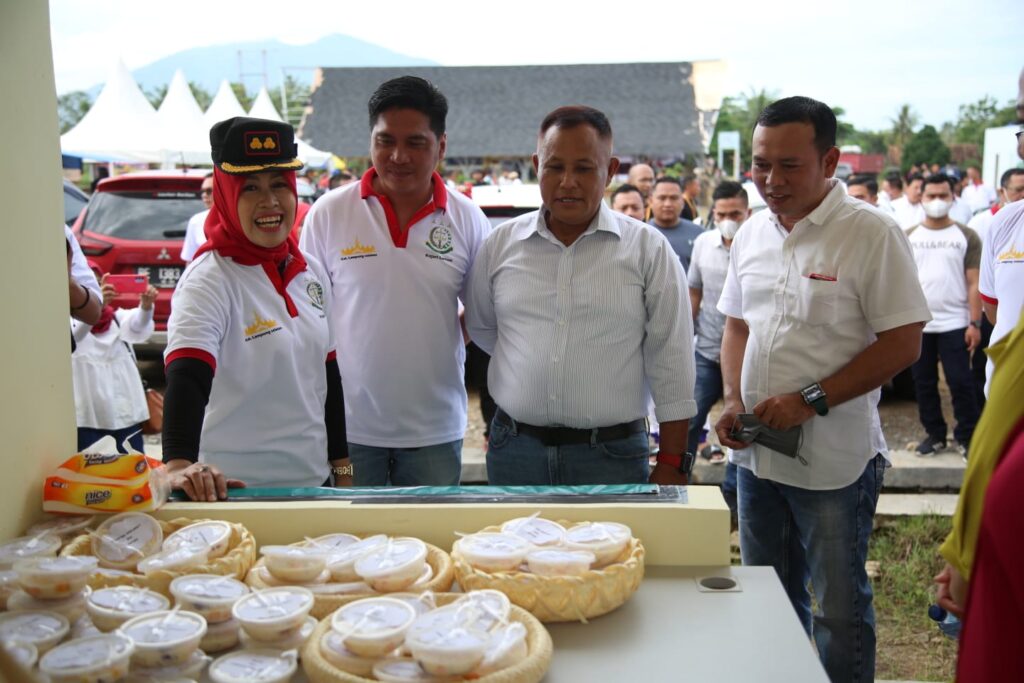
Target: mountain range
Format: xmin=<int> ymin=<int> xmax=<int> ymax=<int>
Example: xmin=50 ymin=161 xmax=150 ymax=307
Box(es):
xmin=93 ymin=34 xmax=438 ymax=96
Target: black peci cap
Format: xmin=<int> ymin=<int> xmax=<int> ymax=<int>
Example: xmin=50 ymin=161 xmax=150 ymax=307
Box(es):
xmin=210 ymin=117 xmax=303 ymax=175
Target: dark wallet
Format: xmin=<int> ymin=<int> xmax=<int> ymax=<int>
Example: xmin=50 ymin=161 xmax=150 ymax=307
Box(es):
xmin=730 ymin=414 xmax=804 ymax=460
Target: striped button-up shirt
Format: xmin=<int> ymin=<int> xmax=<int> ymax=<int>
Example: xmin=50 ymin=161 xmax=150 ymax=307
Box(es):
xmin=465 ymin=203 xmax=697 ymax=428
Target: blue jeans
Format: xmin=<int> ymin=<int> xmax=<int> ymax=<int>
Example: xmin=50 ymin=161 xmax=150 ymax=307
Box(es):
xmin=911 ymin=328 xmax=980 ymax=445
xmin=347 ymin=440 xmax=462 ymax=486
xmin=738 ymin=454 xmax=885 ymax=683
xmin=687 ymin=352 xmax=723 ymax=455
xmin=487 ymin=417 xmax=650 ymax=485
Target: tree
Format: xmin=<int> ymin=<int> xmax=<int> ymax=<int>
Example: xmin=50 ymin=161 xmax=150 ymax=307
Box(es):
xmin=145 ymin=85 xmax=167 ymax=109
xmin=57 ymin=91 xmax=92 ymax=133
xmin=709 ymin=87 xmax=779 ymax=172
xmin=901 ymin=125 xmax=950 ymax=172
xmin=230 ymin=83 xmax=253 ymax=112
xmin=269 ymin=75 xmax=311 ymax=128
xmin=189 ymin=82 xmax=213 ymax=111
xmin=948 ymin=95 xmax=1017 ymax=149
xmin=889 ymin=104 xmax=919 ymax=149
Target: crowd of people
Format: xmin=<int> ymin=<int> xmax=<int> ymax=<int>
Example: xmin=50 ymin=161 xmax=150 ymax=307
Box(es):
xmin=61 ymin=68 xmax=1024 ymax=682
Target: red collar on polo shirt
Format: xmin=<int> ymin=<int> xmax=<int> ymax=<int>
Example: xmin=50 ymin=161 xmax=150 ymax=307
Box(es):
xmin=360 ymin=168 xmax=448 ymax=248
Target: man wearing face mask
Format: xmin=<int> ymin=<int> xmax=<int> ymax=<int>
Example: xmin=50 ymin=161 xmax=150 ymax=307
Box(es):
xmin=906 ymin=173 xmax=983 ymax=458
xmin=687 ymin=180 xmax=751 ymax=513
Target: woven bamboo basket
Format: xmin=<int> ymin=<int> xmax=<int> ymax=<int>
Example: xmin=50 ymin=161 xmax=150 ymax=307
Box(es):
xmin=301 ymin=593 xmax=552 ymax=683
xmin=452 ymin=521 xmax=645 ymax=623
xmin=245 ymin=540 xmax=455 ymax=619
xmin=59 ymin=517 xmax=256 ymax=598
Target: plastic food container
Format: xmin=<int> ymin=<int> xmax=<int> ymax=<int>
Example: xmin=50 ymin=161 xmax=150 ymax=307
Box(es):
xmin=3 ymin=640 xmax=38 ymax=669
xmin=253 ymin=564 xmax=330 ymax=587
xmin=91 ymin=512 xmax=163 ymax=570
xmin=306 ymin=580 xmax=372 ymax=595
xmin=406 ymin=616 xmax=490 ymax=676
xmin=373 ymin=657 xmax=444 ymax=682
xmin=0 ymin=569 xmax=19 ymax=609
xmin=453 ymin=590 xmax=511 ymax=632
xmin=71 ymin=615 xmax=104 ymax=640
xmin=8 ymin=586 xmax=90 ymax=623
xmin=163 ymin=520 xmax=232 ymax=559
xmin=15 ymin=555 xmax=98 ymax=599
xmin=354 ymin=538 xmax=428 ymax=592
xmin=564 ymin=521 xmax=632 ymax=566
xmin=38 ymin=632 xmax=134 ymax=683
xmin=27 ymin=514 xmax=94 ymax=541
xmin=474 ymin=622 xmax=529 ymax=676
xmin=525 ymin=548 xmax=596 ymax=576
xmin=87 ymin=586 xmax=170 ymax=632
xmin=208 ymin=648 xmax=298 ymax=683
xmin=137 ymin=544 xmax=210 ymax=576
xmin=201 ymin=615 xmax=241 ymax=653
xmin=326 ymin=534 xmax=388 ymax=582
xmin=239 ymin=614 xmax=316 ymax=652
xmin=0 ymin=534 xmax=62 ymax=569
xmin=330 ymin=596 xmax=417 ymax=658
xmin=0 ymin=609 xmax=69 ymax=654
xmin=390 ymin=592 xmax=437 ymax=616
xmin=125 ymin=648 xmax=211 ymax=682
xmin=501 ymin=516 xmax=567 ymax=548
xmin=232 ymin=587 xmax=314 ymax=641
xmin=170 ymin=574 xmax=249 ymax=624
xmin=118 ymin=609 xmax=207 ymax=668
xmin=260 ymin=545 xmax=330 ymax=583
xmin=456 ymin=533 xmax=531 ymax=573
xmin=319 ymin=629 xmax=380 ymax=677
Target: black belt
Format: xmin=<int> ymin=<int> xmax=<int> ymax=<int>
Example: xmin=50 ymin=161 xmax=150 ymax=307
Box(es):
xmin=494 ymin=408 xmax=646 ymax=447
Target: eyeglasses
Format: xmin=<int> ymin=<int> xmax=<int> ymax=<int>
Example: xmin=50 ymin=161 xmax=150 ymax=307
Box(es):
xmin=1016 ymin=130 xmax=1024 ymax=141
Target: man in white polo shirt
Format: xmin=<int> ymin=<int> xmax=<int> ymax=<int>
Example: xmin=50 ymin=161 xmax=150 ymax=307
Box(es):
xmin=466 ymin=106 xmax=696 ymax=487
xmin=714 ymin=96 xmax=930 ymax=683
xmin=892 ymin=172 xmax=925 ymax=229
xmin=301 ymin=76 xmax=490 ymax=486
xmin=961 ymin=165 xmax=998 ymax=215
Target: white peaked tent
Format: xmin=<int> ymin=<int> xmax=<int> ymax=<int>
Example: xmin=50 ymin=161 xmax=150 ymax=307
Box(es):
xmin=247 ymin=86 xmax=332 ymax=168
xmin=203 ymin=80 xmax=247 ymax=129
xmin=60 ymin=59 xmax=163 ymax=162
xmin=156 ymin=69 xmax=210 ymax=164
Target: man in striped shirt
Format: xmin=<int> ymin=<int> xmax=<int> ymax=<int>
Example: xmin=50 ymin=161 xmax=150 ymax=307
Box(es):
xmin=465 ymin=105 xmax=697 ymax=486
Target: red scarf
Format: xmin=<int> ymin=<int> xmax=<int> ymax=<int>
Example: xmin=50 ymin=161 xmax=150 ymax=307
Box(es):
xmin=90 ymin=304 xmax=116 ymax=335
xmin=193 ymin=168 xmax=307 ymax=317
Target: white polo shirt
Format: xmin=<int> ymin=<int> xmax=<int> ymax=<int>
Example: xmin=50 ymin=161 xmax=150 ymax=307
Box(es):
xmin=718 ymin=181 xmax=931 ymax=490
xmin=962 ymin=182 xmax=998 ymax=214
xmin=980 ymin=199 xmax=1024 ymax=389
xmin=165 ymin=251 xmax=334 ymax=488
xmin=300 ymin=170 xmax=490 ymax=448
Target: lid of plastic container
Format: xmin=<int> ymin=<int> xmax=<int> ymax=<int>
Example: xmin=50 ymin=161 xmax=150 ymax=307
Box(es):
xmin=90 ymin=586 xmax=170 ymax=613
xmin=373 ymin=657 xmax=439 ymax=681
xmin=233 ymin=587 xmax=314 ymax=622
xmin=3 ymin=640 xmax=37 ymax=667
xmin=407 ymin=605 xmax=492 ymax=647
xmin=15 ymin=555 xmax=98 ymax=577
xmin=326 ymin=534 xmax=388 ymax=567
xmin=354 ymin=538 xmax=426 ymax=577
xmin=26 ymin=515 xmax=94 ymax=538
xmin=333 ymin=597 xmax=416 ymax=636
xmin=307 ymin=533 xmax=360 ymax=553
xmin=454 ymin=590 xmax=511 ymax=630
xmin=93 ymin=513 xmax=163 ymax=564
xmin=0 ymin=610 xmax=69 ymax=643
xmin=137 ymin=545 xmax=209 ymax=575
xmin=260 ymin=544 xmax=330 ymax=559
xmin=458 ymin=532 xmax=530 ymax=558
xmin=209 ymin=648 xmax=298 ymax=681
xmin=170 ymin=574 xmax=248 ymax=601
xmin=120 ymin=610 xmax=206 ymax=645
xmin=0 ymin=535 xmax=61 ymax=568
xmin=501 ymin=516 xmax=567 ymax=547
xmin=565 ymin=521 xmax=632 ymax=544
xmin=163 ymin=520 xmax=231 ymax=550
xmin=39 ymin=632 xmax=133 ymax=674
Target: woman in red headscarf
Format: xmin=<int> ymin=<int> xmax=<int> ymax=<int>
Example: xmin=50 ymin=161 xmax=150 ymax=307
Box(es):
xmin=162 ymin=117 xmax=349 ymax=501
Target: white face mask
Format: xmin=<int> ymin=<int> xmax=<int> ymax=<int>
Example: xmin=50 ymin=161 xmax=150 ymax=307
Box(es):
xmin=923 ymin=199 xmax=951 ymax=219
xmin=717 ymin=219 xmax=741 ymax=240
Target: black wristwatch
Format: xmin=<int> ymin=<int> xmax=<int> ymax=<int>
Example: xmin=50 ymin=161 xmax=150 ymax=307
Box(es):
xmin=800 ymin=382 xmax=829 ymax=417
xmin=969 ymin=319 xmax=982 ymax=329
xmin=656 ymin=451 xmax=696 ymax=475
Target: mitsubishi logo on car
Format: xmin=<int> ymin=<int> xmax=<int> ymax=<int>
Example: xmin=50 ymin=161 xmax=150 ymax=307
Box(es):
xmin=156 ymin=248 xmax=171 ymax=261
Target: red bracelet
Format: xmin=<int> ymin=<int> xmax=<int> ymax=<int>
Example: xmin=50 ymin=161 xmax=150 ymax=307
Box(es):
xmin=655 ymin=451 xmax=684 ymax=469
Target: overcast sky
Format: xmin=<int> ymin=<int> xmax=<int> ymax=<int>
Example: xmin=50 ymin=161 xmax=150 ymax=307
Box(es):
xmin=50 ymin=0 xmax=1023 ymax=132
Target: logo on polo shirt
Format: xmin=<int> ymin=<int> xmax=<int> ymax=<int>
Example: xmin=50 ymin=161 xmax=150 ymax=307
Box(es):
xmin=997 ymin=245 xmax=1024 ymax=263
xmin=244 ymin=311 xmax=282 ymax=341
xmin=340 ymin=238 xmax=378 ymax=261
xmin=306 ymin=280 xmax=324 ymax=311
xmin=426 ymin=225 xmax=453 ymax=255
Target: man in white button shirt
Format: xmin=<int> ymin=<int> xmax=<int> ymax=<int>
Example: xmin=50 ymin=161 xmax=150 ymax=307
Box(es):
xmin=891 ymin=172 xmax=925 ymax=229
xmin=713 ymin=96 xmax=930 ymax=683
xmin=466 ymin=106 xmax=697 ymax=486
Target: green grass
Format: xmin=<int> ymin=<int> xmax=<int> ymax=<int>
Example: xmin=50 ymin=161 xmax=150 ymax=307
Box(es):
xmin=870 ymin=515 xmax=958 ymax=682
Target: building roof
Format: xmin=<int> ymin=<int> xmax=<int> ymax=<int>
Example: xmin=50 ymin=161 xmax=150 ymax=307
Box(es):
xmin=301 ymin=62 xmax=718 ymax=158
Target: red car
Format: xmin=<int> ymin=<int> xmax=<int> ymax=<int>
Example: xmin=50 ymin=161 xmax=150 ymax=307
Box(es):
xmin=72 ymin=170 xmax=208 ymax=356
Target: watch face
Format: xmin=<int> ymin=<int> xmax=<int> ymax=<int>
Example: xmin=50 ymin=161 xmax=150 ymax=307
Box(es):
xmin=803 ymin=385 xmax=825 ymax=403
